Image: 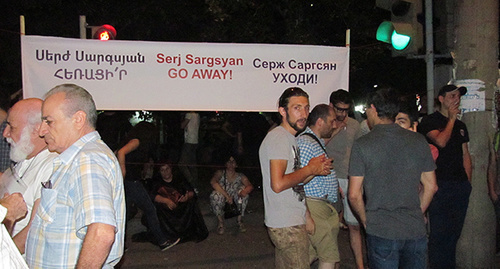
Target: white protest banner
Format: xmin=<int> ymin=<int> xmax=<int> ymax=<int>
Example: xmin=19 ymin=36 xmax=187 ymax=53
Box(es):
xmin=22 ymin=35 xmax=349 ymax=111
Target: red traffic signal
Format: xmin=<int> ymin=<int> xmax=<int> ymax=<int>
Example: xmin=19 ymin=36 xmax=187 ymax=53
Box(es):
xmin=91 ymin=24 xmax=116 ymax=41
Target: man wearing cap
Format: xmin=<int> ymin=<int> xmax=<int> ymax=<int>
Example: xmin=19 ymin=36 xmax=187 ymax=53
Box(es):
xmin=418 ymin=84 xmax=472 ymax=269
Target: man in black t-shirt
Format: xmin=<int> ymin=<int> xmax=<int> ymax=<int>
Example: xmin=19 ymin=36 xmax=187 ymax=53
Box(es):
xmin=418 ymin=84 xmax=472 ymax=269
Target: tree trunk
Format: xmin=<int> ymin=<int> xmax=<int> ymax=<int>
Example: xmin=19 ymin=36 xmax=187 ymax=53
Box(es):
xmin=454 ymin=0 xmax=499 ymax=268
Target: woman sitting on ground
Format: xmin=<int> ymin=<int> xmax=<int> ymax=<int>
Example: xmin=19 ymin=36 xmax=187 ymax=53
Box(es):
xmin=150 ymin=162 xmax=209 ymax=243
xmin=210 ymin=155 xmax=253 ymax=234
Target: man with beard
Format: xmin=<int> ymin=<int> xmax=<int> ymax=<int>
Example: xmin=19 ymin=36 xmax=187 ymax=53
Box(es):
xmin=0 ymin=98 xmax=58 ymax=254
xmin=297 ymin=104 xmax=340 ymax=269
xmin=259 ymin=87 xmax=333 ymax=269
xmin=325 ymin=89 xmax=365 ymax=269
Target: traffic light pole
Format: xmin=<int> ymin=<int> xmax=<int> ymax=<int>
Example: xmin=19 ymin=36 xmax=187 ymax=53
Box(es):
xmin=425 ymin=0 xmax=434 ymax=114
xmin=79 ymin=15 xmax=87 ymax=39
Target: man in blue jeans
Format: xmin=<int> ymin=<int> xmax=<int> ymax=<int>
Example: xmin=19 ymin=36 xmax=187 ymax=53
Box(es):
xmin=348 ymin=88 xmax=438 ymax=268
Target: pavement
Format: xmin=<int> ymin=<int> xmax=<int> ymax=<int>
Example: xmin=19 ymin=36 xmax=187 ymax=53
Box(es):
xmin=117 ymin=179 xmax=500 ymax=269
xmin=117 ymin=186 xmax=364 ymax=269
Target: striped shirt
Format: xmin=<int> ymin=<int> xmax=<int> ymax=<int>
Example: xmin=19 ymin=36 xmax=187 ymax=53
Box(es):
xmin=297 ymin=127 xmax=339 ymax=203
xmin=26 ymin=131 xmax=125 ymax=268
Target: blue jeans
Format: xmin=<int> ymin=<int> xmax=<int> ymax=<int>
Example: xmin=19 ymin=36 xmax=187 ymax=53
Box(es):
xmin=125 ymin=180 xmax=168 ymax=245
xmin=367 ymin=234 xmax=427 ymax=269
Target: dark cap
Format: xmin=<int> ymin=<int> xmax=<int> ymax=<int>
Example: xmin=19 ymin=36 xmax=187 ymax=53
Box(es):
xmin=438 ymin=84 xmax=467 ymax=96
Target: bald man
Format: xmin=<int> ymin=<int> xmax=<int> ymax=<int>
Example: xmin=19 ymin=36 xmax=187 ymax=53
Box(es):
xmin=0 ymin=98 xmax=57 ymax=254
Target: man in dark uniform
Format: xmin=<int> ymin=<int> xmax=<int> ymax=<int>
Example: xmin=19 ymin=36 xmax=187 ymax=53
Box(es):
xmin=418 ymin=84 xmax=472 ymax=269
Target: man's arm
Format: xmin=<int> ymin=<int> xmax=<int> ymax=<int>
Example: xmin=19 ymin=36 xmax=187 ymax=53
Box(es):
xmin=76 ymin=222 xmax=116 ymax=269
xmin=13 ymin=199 xmax=40 ymax=254
xmin=419 ymin=171 xmax=438 ymax=213
xmin=426 ymin=120 xmax=455 ymax=149
xmin=180 ymin=114 xmax=190 ymax=129
xmin=463 ymin=143 xmax=472 ymax=182
xmin=348 ymin=176 xmax=366 ymax=228
xmin=270 ymin=155 xmax=330 ymax=193
xmin=116 ymin=138 xmax=140 ymax=178
xmin=426 ymin=107 xmax=459 ymax=148
xmin=488 ymin=147 xmax=498 ymax=202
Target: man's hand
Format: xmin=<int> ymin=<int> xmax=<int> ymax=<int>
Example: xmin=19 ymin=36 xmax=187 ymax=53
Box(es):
xmin=165 ymin=199 xmax=177 ymax=210
xmin=307 ymin=154 xmax=333 ymax=176
xmin=448 ymin=101 xmax=460 ymax=120
xmin=1 ymin=193 xmax=27 ymax=223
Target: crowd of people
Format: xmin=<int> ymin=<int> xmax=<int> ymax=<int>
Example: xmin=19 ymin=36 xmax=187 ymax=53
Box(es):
xmin=259 ymin=84 xmax=477 ymax=269
xmin=0 ymin=81 xmax=495 ymax=269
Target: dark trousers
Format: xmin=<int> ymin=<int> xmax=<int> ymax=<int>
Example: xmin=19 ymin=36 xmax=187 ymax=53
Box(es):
xmin=428 ymin=180 xmax=471 ymax=269
xmin=366 ymin=234 xmax=427 ymax=269
xmin=125 ymin=180 xmax=168 ymax=245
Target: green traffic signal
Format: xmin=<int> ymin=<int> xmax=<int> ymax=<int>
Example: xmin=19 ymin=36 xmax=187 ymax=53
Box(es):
xmin=376 ymin=21 xmax=411 ymax=51
xmin=391 ymin=31 xmax=410 ymax=50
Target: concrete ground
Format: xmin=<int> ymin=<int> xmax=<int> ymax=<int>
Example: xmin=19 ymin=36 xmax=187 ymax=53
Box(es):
xmin=118 ymin=186 xmax=500 ymax=269
xmin=118 ymin=187 xmax=365 ymax=269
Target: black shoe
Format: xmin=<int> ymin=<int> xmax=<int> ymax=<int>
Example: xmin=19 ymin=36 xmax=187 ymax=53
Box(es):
xmin=159 ymin=238 xmax=180 ymax=251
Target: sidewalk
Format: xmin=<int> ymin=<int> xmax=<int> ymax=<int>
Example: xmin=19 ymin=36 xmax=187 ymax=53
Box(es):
xmin=118 ymin=188 xmax=276 ymax=268
xmin=118 ymin=187 xmax=500 ymax=268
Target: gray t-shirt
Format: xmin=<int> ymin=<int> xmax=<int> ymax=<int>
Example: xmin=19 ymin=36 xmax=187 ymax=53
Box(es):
xmin=349 ymin=124 xmax=436 ymax=240
xmin=259 ymin=126 xmax=306 ymax=228
xmin=326 ymin=117 xmax=361 ymax=179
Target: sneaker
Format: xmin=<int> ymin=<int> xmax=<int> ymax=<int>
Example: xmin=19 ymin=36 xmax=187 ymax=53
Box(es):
xmin=159 ymin=238 xmax=180 ymax=251
xmin=238 ymin=222 xmax=247 ymax=233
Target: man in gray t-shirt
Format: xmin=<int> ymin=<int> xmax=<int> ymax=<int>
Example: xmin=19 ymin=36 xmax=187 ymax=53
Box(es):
xmin=259 ymin=87 xmax=332 ymax=269
xmin=348 ymin=88 xmax=437 ymax=269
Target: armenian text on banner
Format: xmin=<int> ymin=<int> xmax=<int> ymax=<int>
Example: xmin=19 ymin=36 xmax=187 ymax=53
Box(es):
xmin=22 ymin=35 xmax=349 ymax=111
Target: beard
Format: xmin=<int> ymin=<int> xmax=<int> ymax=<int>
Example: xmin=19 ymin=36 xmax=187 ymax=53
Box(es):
xmin=7 ymin=126 xmax=35 ymax=163
xmin=286 ymin=113 xmax=307 ymax=133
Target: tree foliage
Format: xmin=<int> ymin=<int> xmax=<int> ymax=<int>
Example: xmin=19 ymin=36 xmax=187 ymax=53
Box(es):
xmin=0 ymin=0 xmax=425 ymax=103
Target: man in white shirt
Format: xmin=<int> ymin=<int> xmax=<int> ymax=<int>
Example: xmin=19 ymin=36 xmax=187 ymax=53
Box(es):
xmin=180 ymin=112 xmax=200 ymax=189
xmin=0 ymin=192 xmax=28 ymax=268
xmin=1 ymin=98 xmax=58 ymax=254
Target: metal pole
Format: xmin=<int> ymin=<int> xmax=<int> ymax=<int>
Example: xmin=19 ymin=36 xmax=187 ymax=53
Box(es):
xmin=425 ymin=0 xmax=434 ymax=114
xmin=20 ymin=15 xmax=25 ymax=35
xmin=346 ymin=29 xmax=351 ymax=47
xmin=79 ymin=15 xmax=87 ymax=39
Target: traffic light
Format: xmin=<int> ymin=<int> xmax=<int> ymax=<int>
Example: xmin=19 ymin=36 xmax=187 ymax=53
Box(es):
xmin=376 ymin=0 xmax=423 ymax=56
xmin=91 ymin=24 xmax=116 ymax=41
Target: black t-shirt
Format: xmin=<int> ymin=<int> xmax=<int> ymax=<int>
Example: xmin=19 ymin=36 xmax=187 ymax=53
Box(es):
xmin=418 ymin=111 xmax=469 ymax=182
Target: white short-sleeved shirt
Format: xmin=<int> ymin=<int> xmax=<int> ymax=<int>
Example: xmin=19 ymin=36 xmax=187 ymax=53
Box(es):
xmin=184 ymin=112 xmax=200 ymax=144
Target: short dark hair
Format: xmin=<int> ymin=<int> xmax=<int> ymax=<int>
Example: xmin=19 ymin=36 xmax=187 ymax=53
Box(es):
xmin=399 ymin=101 xmax=419 ymax=126
xmin=308 ymin=104 xmax=332 ymax=127
xmin=278 ymin=87 xmax=309 ymax=108
xmin=366 ymin=88 xmax=400 ymax=121
xmin=329 ymin=89 xmax=353 ymax=107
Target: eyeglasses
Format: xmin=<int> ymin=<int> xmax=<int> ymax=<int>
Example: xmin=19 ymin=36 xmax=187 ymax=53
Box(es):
xmin=333 ymin=105 xmax=349 ymax=113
